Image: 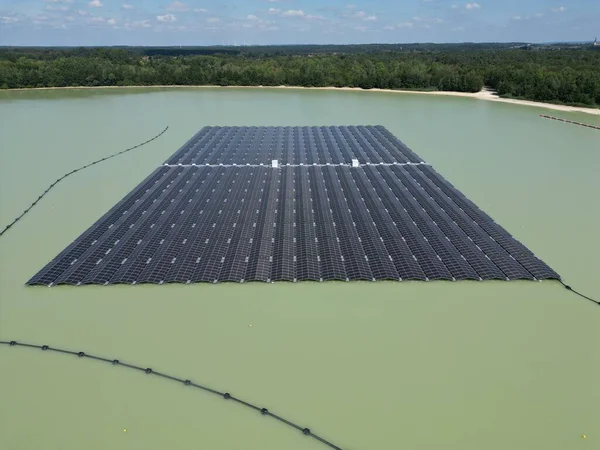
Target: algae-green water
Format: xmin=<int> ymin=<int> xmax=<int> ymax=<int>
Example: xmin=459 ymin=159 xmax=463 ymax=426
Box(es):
xmin=0 ymin=88 xmax=599 ymax=450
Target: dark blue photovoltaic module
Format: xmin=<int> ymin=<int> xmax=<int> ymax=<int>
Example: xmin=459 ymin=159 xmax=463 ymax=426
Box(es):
xmin=27 ymin=126 xmax=559 ymax=286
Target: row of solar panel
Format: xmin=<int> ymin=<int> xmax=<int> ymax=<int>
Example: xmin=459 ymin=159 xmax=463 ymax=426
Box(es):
xmin=166 ymin=126 xmax=423 ymax=166
xmin=28 ymin=165 xmax=558 ymax=286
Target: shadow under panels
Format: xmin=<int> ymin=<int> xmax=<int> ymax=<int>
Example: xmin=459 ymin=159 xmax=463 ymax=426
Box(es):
xmin=27 ymin=126 xmax=559 ymax=286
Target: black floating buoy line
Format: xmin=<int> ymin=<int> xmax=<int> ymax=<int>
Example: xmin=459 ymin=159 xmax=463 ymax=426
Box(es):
xmin=0 ymin=341 xmax=344 ymax=450
xmin=557 ymin=280 xmax=599 ymax=306
xmin=0 ymin=126 xmax=169 ymax=238
xmin=540 ymin=114 xmax=600 ymax=130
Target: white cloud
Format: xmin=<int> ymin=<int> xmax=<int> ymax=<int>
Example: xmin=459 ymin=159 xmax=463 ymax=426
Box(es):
xmin=383 ymin=25 xmax=394 ymax=30
xmin=88 ymin=1 xmax=103 ymax=8
xmin=157 ymin=14 xmax=177 ymax=22
xmin=90 ymin=16 xmax=105 ymax=23
xmin=397 ymin=21 xmax=414 ymax=28
xmin=33 ymin=14 xmax=50 ymax=24
xmin=451 ymin=26 xmax=465 ymax=31
xmin=45 ymin=5 xmax=70 ymax=11
xmin=271 ymin=9 xmax=323 ymax=21
xmin=347 ymin=10 xmax=378 ymax=22
xmin=465 ymin=3 xmax=480 ymax=10
xmin=242 ymin=14 xmax=279 ymax=31
xmin=125 ymin=20 xmax=151 ymax=28
xmin=107 ymin=18 xmax=117 ymax=25
xmin=44 ymin=0 xmax=73 ymax=3
xmin=206 ymin=17 xmax=220 ymax=23
xmin=282 ymin=10 xmax=305 ymax=17
xmin=551 ymin=6 xmax=566 ymax=13
xmin=512 ymin=15 xmax=522 ymax=21
xmin=451 ymin=4 xmax=458 ymax=9
xmin=0 ymin=16 xmax=19 ymax=24
xmin=194 ymin=8 xmax=208 ymax=13
xmin=413 ymin=16 xmax=443 ymax=23
xmin=122 ymin=3 xmax=133 ymax=10
xmin=534 ymin=12 xmax=544 ymax=18
xmin=166 ymin=1 xmax=189 ymax=12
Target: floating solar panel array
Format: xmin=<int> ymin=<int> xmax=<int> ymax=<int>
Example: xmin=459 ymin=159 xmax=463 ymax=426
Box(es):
xmin=166 ymin=126 xmax=423 ymax=165
xmin=28 ymin=126 xmax=559 ymax=286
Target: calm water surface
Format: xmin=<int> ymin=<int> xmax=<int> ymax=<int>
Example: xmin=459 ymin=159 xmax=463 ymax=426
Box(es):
xmin=0 ymin=88 xmax=599 ymax=450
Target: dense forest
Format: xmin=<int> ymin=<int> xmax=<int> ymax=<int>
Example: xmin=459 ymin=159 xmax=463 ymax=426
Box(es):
xmin=1 ymin=44 xmax=599 ymax=107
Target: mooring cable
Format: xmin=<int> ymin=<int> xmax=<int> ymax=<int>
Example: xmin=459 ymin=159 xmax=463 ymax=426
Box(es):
xmin=0 ymin=126 xmax=169 ymax=238
xmin=540 ymin=114 xmax=600 ymax=130
xmin=557 ymin=280 xmax=599 ymax=306
xmin=0 ymin=340 xmax=343 ymax=450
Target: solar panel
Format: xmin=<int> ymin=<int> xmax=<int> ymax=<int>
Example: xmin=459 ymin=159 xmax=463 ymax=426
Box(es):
xmin=27 ymin=126 xmax=559 ymax=286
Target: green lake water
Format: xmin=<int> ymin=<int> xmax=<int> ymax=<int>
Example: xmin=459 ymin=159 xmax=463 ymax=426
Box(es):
xmin=0 ymin=87 xmax=599 ymax=450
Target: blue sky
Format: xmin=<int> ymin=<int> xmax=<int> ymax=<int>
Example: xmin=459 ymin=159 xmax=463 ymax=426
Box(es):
xmin=0 ymin=1 xmax=598 ymax=46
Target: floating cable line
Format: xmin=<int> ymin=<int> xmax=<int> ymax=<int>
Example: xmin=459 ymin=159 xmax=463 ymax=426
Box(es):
xmin=0 ymin=126 xmax=169 ymax=238
xmin=0 ymin=340 xmax=343 ymax=450
xmin=557 ymin=280 xmax=599 ymax=306
xmin=540 ymin=114 xmax=600 ymax=130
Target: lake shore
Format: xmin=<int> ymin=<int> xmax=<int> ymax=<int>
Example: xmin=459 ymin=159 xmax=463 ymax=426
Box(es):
xmin=4 ymin=84 xmax=600 ymax=116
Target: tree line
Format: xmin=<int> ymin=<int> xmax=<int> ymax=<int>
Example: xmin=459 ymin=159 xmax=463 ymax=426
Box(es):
xmin=1 ymin=46 xmax=599 ymax=107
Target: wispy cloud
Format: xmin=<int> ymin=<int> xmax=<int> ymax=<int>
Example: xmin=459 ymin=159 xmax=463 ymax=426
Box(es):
xmin=413 ymin=16 xmax=443 ymax=23
xmin=45 ymin=5 xmax=70 ymax=12
xmin=269 ymin=9 xmax=323 ymax=21
xmin=1 ymin=16 xmax=19 ymax=24
xmin=243 ymin=14 xmax=279 ymax=31
xmin=124 ymin=19 xmax=151 ymax=29
xmin=165 ymin=1 xmax=189 ymax=12
xmin=157 ymin=14 xmax=177 ymax=22
xmin=347 ymin=11 xmax=377 ymax=22
xmin=0 ymin=0 xmax=595 ymax=47
xmin=282 ymin=10 xmax=305 ymax=17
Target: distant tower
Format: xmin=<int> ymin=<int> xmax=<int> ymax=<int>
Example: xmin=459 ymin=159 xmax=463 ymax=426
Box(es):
xmin=594 ymin=37 xmax=599 ymax=47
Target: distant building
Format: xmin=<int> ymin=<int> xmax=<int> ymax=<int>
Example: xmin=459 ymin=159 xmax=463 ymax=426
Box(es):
xmin=594 ymin=37 xmax=600 ymax=47
xmin=513 ymin=43 xmax=532 ymax=50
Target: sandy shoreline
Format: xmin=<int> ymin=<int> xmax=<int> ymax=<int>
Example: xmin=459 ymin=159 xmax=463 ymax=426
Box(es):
xmin=4 ymin=84 xmax=600 ymax=116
